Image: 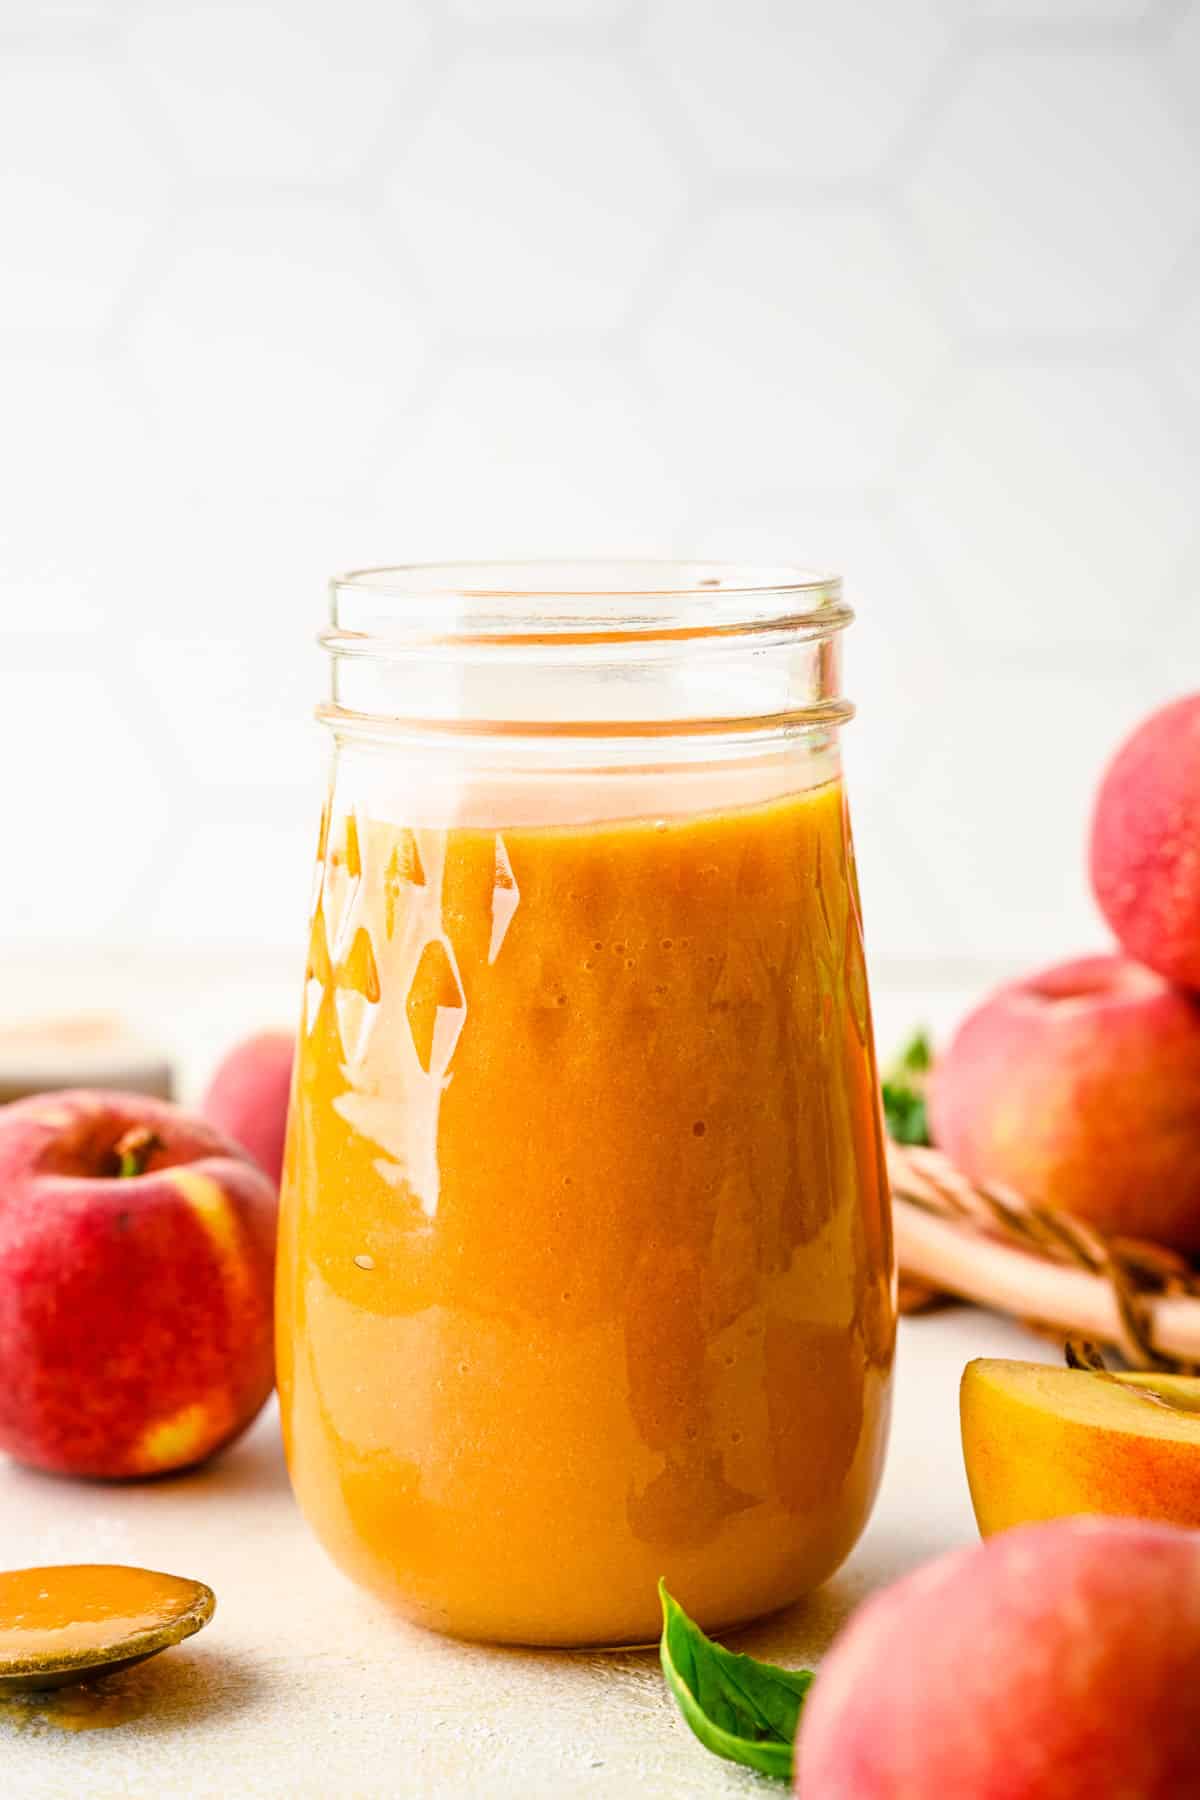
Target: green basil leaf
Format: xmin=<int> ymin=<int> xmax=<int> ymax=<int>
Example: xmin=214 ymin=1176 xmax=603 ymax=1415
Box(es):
xmin=658 ymin=1580 xmax=813 ymax=1781
xmin=882 ymin=1081 xmax=929 ymax=1146
xmin=895 ymin=1029 xmax=932 ymax=1076
xmin=882 ymin=1029 xmax=934 ymax=1145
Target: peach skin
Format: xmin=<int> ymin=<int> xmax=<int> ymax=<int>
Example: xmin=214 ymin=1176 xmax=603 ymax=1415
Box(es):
xmin=0 ymin=1088 xmax=277 ymax=1478
xmin=201 ymin=1029 xmax=294 ymax=1188
xmin=961 ymin=1356 xmax=1200 ymax=1538
xmin=794 ymin=1517 xmax=1200 ymax=1800
xmin=929 ymin=954 xmax=1200 ymax=1253
xmin=1091 ymin=692 xmax=1200 ymax=992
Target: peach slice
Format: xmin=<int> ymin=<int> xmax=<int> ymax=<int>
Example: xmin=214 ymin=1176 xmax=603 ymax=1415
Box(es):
xmin=961 ymin=1356 xmax=1200 ymax=1538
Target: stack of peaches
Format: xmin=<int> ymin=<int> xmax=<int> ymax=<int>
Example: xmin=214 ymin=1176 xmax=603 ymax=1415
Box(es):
xmin=932 ymin=691 xmax=1200 ymax=1256
xmin=926 ymin=695 xmax=1200 ymax=1539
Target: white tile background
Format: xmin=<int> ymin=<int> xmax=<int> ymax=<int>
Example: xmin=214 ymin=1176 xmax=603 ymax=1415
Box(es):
xmin=4 ymin=0 xmax=1198 ymax=986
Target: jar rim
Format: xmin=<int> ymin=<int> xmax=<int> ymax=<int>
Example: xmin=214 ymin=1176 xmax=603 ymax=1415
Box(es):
xmin=333 ymin=558 xmax=839 ymax=604
xmin=323 ymin=559 xmax=853 ymax=745
xmin=329 ymin=559 xmax=846 ymax=648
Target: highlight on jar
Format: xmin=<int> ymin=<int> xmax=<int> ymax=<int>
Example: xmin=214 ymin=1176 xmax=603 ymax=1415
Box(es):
xmin=276 ymin=561 xmax=897 ymax=1648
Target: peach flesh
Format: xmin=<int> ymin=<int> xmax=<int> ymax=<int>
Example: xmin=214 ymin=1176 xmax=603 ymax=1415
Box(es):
xmin=961 ymin=1357 xmax=1200 ymax=1538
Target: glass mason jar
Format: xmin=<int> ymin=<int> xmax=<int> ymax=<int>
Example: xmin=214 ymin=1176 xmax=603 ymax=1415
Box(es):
xmin=277 ymin=561 xmax=895 ymax=1648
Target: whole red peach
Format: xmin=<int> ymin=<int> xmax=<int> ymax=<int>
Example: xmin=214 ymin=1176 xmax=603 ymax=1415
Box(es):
xmin=1091 ymin=693 xmax=1200 ymax=990
xmin=928 ymin=954 xmax=1200 ymax=1251
xmin=201 ymin=1030 xmax=294 ymax=1188
xmin=0 ymin=1089 xmax=277 ymax=1478
xmin=795 ymin=1518 xmax=1200 ymax=1799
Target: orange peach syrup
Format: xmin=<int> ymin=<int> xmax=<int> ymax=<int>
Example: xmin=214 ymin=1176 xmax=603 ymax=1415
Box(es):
xmin=278 ymin=776 xmax=895 ymax=1646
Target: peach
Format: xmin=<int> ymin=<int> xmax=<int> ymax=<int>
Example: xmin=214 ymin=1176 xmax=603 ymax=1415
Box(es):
xmin=1091 ymin=693 xmax=1200 ymax=991
xmin=795 ymin=1518 xmax=1200 ymax=1799
xmin=200 ymin=1029 xmax=294 ymax=1187
xmin=961 ymin=1356 xmax=1200 ymax=1537
xmin=928 ymin=953 xmax=1200 ymax=1251
xmin=0 ymin=1089 xmax=277 ymax=1478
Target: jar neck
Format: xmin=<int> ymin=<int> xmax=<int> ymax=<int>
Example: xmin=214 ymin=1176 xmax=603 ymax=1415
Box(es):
xmin=319 ymin=560 xmax=854 ymax=754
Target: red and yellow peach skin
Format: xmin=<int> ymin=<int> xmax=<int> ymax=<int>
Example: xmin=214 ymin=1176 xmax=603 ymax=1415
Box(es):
xmin=928 ymin=954 xmax=1200 ymax=1252
xmin=0 ymin=1088 xmax=277 ymax=1478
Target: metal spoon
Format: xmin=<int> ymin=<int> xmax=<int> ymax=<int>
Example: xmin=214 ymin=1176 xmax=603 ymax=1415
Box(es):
xmin=0 ymin=1564 xmax=214 ymax=1692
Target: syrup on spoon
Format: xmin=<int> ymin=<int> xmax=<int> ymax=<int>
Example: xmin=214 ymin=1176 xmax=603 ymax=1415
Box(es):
xmin=0 ymin=1563 xmax=214 ymax=1694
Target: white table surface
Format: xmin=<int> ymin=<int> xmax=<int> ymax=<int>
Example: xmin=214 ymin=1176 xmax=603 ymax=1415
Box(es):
xmin=0 ymin=1304 xmax=1053 ymax=1799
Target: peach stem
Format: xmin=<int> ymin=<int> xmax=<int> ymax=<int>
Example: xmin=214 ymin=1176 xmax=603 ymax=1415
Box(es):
xmin=113 ymin=1126 xmax=163 ymax=1180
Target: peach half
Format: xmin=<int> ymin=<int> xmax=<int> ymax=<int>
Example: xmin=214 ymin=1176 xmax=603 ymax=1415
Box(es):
xmin=961 ymin=1356 xmax=1200 ymax=1538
